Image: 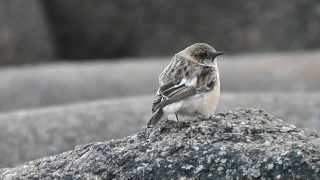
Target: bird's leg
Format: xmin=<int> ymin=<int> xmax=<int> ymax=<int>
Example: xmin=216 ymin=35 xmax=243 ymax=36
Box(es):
xmin=175 ymin=113 xmax=179 ymax=121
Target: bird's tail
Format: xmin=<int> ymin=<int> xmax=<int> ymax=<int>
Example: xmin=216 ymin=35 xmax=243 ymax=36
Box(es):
xmin=147 ymin=109 xmax=164 ymax=127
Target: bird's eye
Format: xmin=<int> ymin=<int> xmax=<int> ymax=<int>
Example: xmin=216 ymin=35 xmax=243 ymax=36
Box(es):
xmin=198 ymin=52 xmax=207 ymax=58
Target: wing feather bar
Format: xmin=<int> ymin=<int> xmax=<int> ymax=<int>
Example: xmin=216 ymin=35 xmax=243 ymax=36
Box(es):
xmin=153 ymin=85 xmax=196 ymax=111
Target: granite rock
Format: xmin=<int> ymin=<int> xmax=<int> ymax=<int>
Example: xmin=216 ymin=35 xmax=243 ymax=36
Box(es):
xmin=1 ymin=109 xmax=320 ymax=179
xmin=0 ymin=93 xmax=319 ymax=168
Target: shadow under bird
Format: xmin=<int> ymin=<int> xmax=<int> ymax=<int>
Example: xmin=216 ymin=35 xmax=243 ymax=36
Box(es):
xmin=148 ymin=43 xmax=224 ymax=127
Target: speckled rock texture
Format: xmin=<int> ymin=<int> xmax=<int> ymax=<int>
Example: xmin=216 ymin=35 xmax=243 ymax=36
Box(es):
xmin=1 ymin=109 xmax=320 ymax=179
xmin=0 ymin=93 xmax=319 ymax=169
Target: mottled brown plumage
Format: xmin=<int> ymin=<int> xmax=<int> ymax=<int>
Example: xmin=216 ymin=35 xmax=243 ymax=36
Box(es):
xmin=148 ymin=43 xmax=223 ymax=127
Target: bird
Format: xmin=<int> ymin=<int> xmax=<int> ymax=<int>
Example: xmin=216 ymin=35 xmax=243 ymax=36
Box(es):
xmin=147 ymin=43 xmax=223 ymax=127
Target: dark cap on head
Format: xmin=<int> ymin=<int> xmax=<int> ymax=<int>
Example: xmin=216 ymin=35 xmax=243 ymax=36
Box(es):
xmin=187 ymin=43 xmax=223 ymax=62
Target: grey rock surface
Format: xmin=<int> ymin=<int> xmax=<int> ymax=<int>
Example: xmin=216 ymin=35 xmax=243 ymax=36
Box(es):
xmin=220 ymin=93 xmax=320 ymax=130
xmin=1 ymin=109 xmax=320 ymax=179
xmin=0 ymin=93 xmax=319 ymax=168
xmin=0 ymin=0 xmax=55 ymax=64
xmin=0 ymin=97 xmax=149 ymax=168
xmin=0 ymin=51 xmax=319 ymax=112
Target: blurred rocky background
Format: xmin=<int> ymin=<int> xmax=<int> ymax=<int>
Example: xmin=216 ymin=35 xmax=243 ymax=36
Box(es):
xmin=1 ymin=0 xmax=320 ymax=63
xmin=0 ymin=0 xmax=320 ymax=171
xmin=0 ymin=0 xmax=54 ymax=64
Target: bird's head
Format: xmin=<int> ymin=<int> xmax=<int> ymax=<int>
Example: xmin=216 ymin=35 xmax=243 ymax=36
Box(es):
xmin=181 ymin=43 xmax=223 ymax=65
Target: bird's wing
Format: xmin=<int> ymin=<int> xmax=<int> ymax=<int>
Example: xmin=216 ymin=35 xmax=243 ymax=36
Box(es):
xmin=152 ymin=55 xmax=218 ymax=113
xmin=152 ymin=82 xmax=197 ymax=113
xmin=158 ymin=55 xmax=188 ymax=86
xmin=149 ymin=84 xmax=196 ymax=127
xmin=152 ymin=55 xmax=192 ymax=113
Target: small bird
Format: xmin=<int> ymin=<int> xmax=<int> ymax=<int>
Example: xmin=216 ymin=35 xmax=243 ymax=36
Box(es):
xmin=147 ymin=43 xmax=223 ymax=127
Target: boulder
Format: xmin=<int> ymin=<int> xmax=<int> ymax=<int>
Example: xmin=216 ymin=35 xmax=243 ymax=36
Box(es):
xmin=0 ymin=96 xmax=149 ymax=168
xmin=0 ymin=93 xmax=319 ymax=168
xmin=1 ymin=109 xmax=320 ymax=179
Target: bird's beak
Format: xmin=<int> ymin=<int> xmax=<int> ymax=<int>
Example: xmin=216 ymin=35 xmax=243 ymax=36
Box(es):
xmin=214 ymin=51 xmax=224 ymax=57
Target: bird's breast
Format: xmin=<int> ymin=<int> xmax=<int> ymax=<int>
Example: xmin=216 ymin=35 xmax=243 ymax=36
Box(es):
xmin=181 ymin=79 xmax=220 ymax=117
xmin=205 ymin=82 xmax=220 ymax=112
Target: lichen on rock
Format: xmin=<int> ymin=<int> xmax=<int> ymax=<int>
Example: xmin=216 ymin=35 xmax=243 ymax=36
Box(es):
xmin=1 ymin=109 xmax=320 ymax=179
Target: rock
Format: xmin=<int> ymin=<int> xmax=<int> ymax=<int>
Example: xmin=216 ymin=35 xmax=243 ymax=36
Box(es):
xmin=220 ymin=93 xmax=320 ymax=130
xmin=0 ymin=0 xmax=55 ymax=64
xmin=0 ymin=93 xmax=319 ymax=168
xmin=0 ymin=96 xmax=150 ymax=168
xmin=0 ymin=52 xmax=319 ymax=112
xmin=1 ymin=109 xmax=320 ymax=179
